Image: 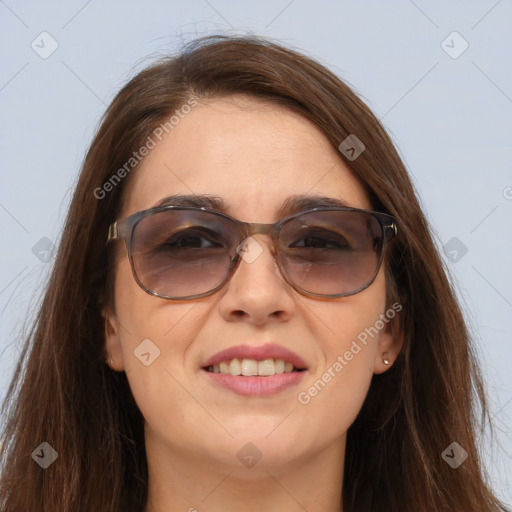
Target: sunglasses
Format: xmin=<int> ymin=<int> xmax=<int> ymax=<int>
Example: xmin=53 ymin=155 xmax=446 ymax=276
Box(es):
xmin=107 ymin=205 xmax=398 ymax=300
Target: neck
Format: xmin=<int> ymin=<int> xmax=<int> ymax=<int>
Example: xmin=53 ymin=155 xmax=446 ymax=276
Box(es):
xmin=143 ymin=426 xmax=345 ymax=512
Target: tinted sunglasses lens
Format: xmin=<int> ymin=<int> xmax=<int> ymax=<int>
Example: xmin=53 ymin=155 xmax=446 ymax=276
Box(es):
xmin=130 ymin=210 xmax=237 ymax=298
xmin=278 ymin=210 xmax=384 ymax=296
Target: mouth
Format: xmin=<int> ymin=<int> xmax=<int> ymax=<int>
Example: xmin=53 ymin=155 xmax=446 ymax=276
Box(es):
xmin=200 ymin=344 xmax=308 ymax=397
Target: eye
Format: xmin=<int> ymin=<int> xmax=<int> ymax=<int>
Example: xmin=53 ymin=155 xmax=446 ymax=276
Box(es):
xmin=162 ymin=228 xmax=223 ymax=249
xmin=148 ymin=228 xmax=226 ymax=254
xmin=289 ymin=229 xmax=351 ymax=250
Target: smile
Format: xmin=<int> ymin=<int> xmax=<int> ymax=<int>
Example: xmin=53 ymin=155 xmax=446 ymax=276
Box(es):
xmin=204 ymin=357 xmax=304 ymax=376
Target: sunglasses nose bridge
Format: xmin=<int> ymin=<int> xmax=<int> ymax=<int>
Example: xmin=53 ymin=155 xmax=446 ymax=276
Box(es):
xmin=245 ymin=221 xmax=275 ymax=236
xmin=241 ymin=221 xmax=280 ymax=252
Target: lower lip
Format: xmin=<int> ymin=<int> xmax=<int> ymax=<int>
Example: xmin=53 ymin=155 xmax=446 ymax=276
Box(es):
xmin=202 ymin=369 xmax=307 ymax=397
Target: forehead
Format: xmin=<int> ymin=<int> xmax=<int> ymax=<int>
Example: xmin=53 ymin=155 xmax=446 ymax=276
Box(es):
xmin=121 ymin=95 xmax=371 ymax=221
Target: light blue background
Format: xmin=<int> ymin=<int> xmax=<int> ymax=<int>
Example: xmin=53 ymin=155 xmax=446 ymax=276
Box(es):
xmin=1 ymin=0 xmax=511 ymax=504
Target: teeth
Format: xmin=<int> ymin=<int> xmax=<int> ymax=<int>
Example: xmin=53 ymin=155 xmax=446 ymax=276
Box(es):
xmin=241 ymin=358 xmax=258 ymax=376
xmin=229 ymin=358 xmax=242 ymax=376
xmin=258 ymin=359 xmax=275 ymax=376
xmin=208 ymin=358 xmax=300 ymax=376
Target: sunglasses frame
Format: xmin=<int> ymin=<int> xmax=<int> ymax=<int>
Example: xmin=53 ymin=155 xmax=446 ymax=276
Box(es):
xmin=107 ymin=205 xmax=398 ymax=300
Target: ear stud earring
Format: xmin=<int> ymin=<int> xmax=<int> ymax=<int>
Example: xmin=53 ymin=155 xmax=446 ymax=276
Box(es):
xmin=383 ymin=357 xmax=390 ymax=365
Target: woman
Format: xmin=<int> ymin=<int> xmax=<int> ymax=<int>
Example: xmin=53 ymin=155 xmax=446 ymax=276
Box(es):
xmin=0 ymin=35 xmax=508 ymax=512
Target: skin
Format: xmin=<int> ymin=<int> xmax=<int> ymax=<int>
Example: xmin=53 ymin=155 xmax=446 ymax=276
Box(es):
xmin=104 ymin=95 xmax=403 ymax=512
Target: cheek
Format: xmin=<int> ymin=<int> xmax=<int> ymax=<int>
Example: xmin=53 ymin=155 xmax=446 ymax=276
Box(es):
xmin=111 ymin=258 xmax=207 ymax=412
xmin=113 ymin=256 xmax=204 ymax=344
xmin=294 ymin=271 xmax=387 ymax=442
xmin=295 ymin=344 xmax=374 ymax=444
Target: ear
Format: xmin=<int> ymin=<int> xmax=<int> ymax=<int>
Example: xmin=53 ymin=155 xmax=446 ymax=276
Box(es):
xmin=102 ymin=306 xmax=126 ymax=371
xmin=373 ymin=315 xmax=403 ymax=375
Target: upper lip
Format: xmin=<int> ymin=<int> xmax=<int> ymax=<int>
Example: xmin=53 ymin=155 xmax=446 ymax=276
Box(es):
xmin=202 ymin=343 xmax=308 ymax=370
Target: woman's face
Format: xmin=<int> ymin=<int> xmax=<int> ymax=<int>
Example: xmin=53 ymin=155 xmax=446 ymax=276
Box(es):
xmin=105 ymin=95 xmax=401 ymax=474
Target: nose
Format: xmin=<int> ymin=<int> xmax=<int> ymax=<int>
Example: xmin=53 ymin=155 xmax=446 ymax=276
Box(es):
xmin=217 ymin=235 xmax=296 ymax=325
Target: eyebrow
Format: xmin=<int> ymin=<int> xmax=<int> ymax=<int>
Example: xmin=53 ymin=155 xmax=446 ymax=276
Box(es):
xmin=154 ymin=194 xmax=230 ymax=211
xmin=276 ymin=195 xmax=351 ymax=217
xmin=154 ymin=194 xmax=352 ymax=218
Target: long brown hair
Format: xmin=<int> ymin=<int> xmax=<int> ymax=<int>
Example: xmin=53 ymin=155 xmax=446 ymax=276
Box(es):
xmin=0 ymin=35 xmax=508 ymax=512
